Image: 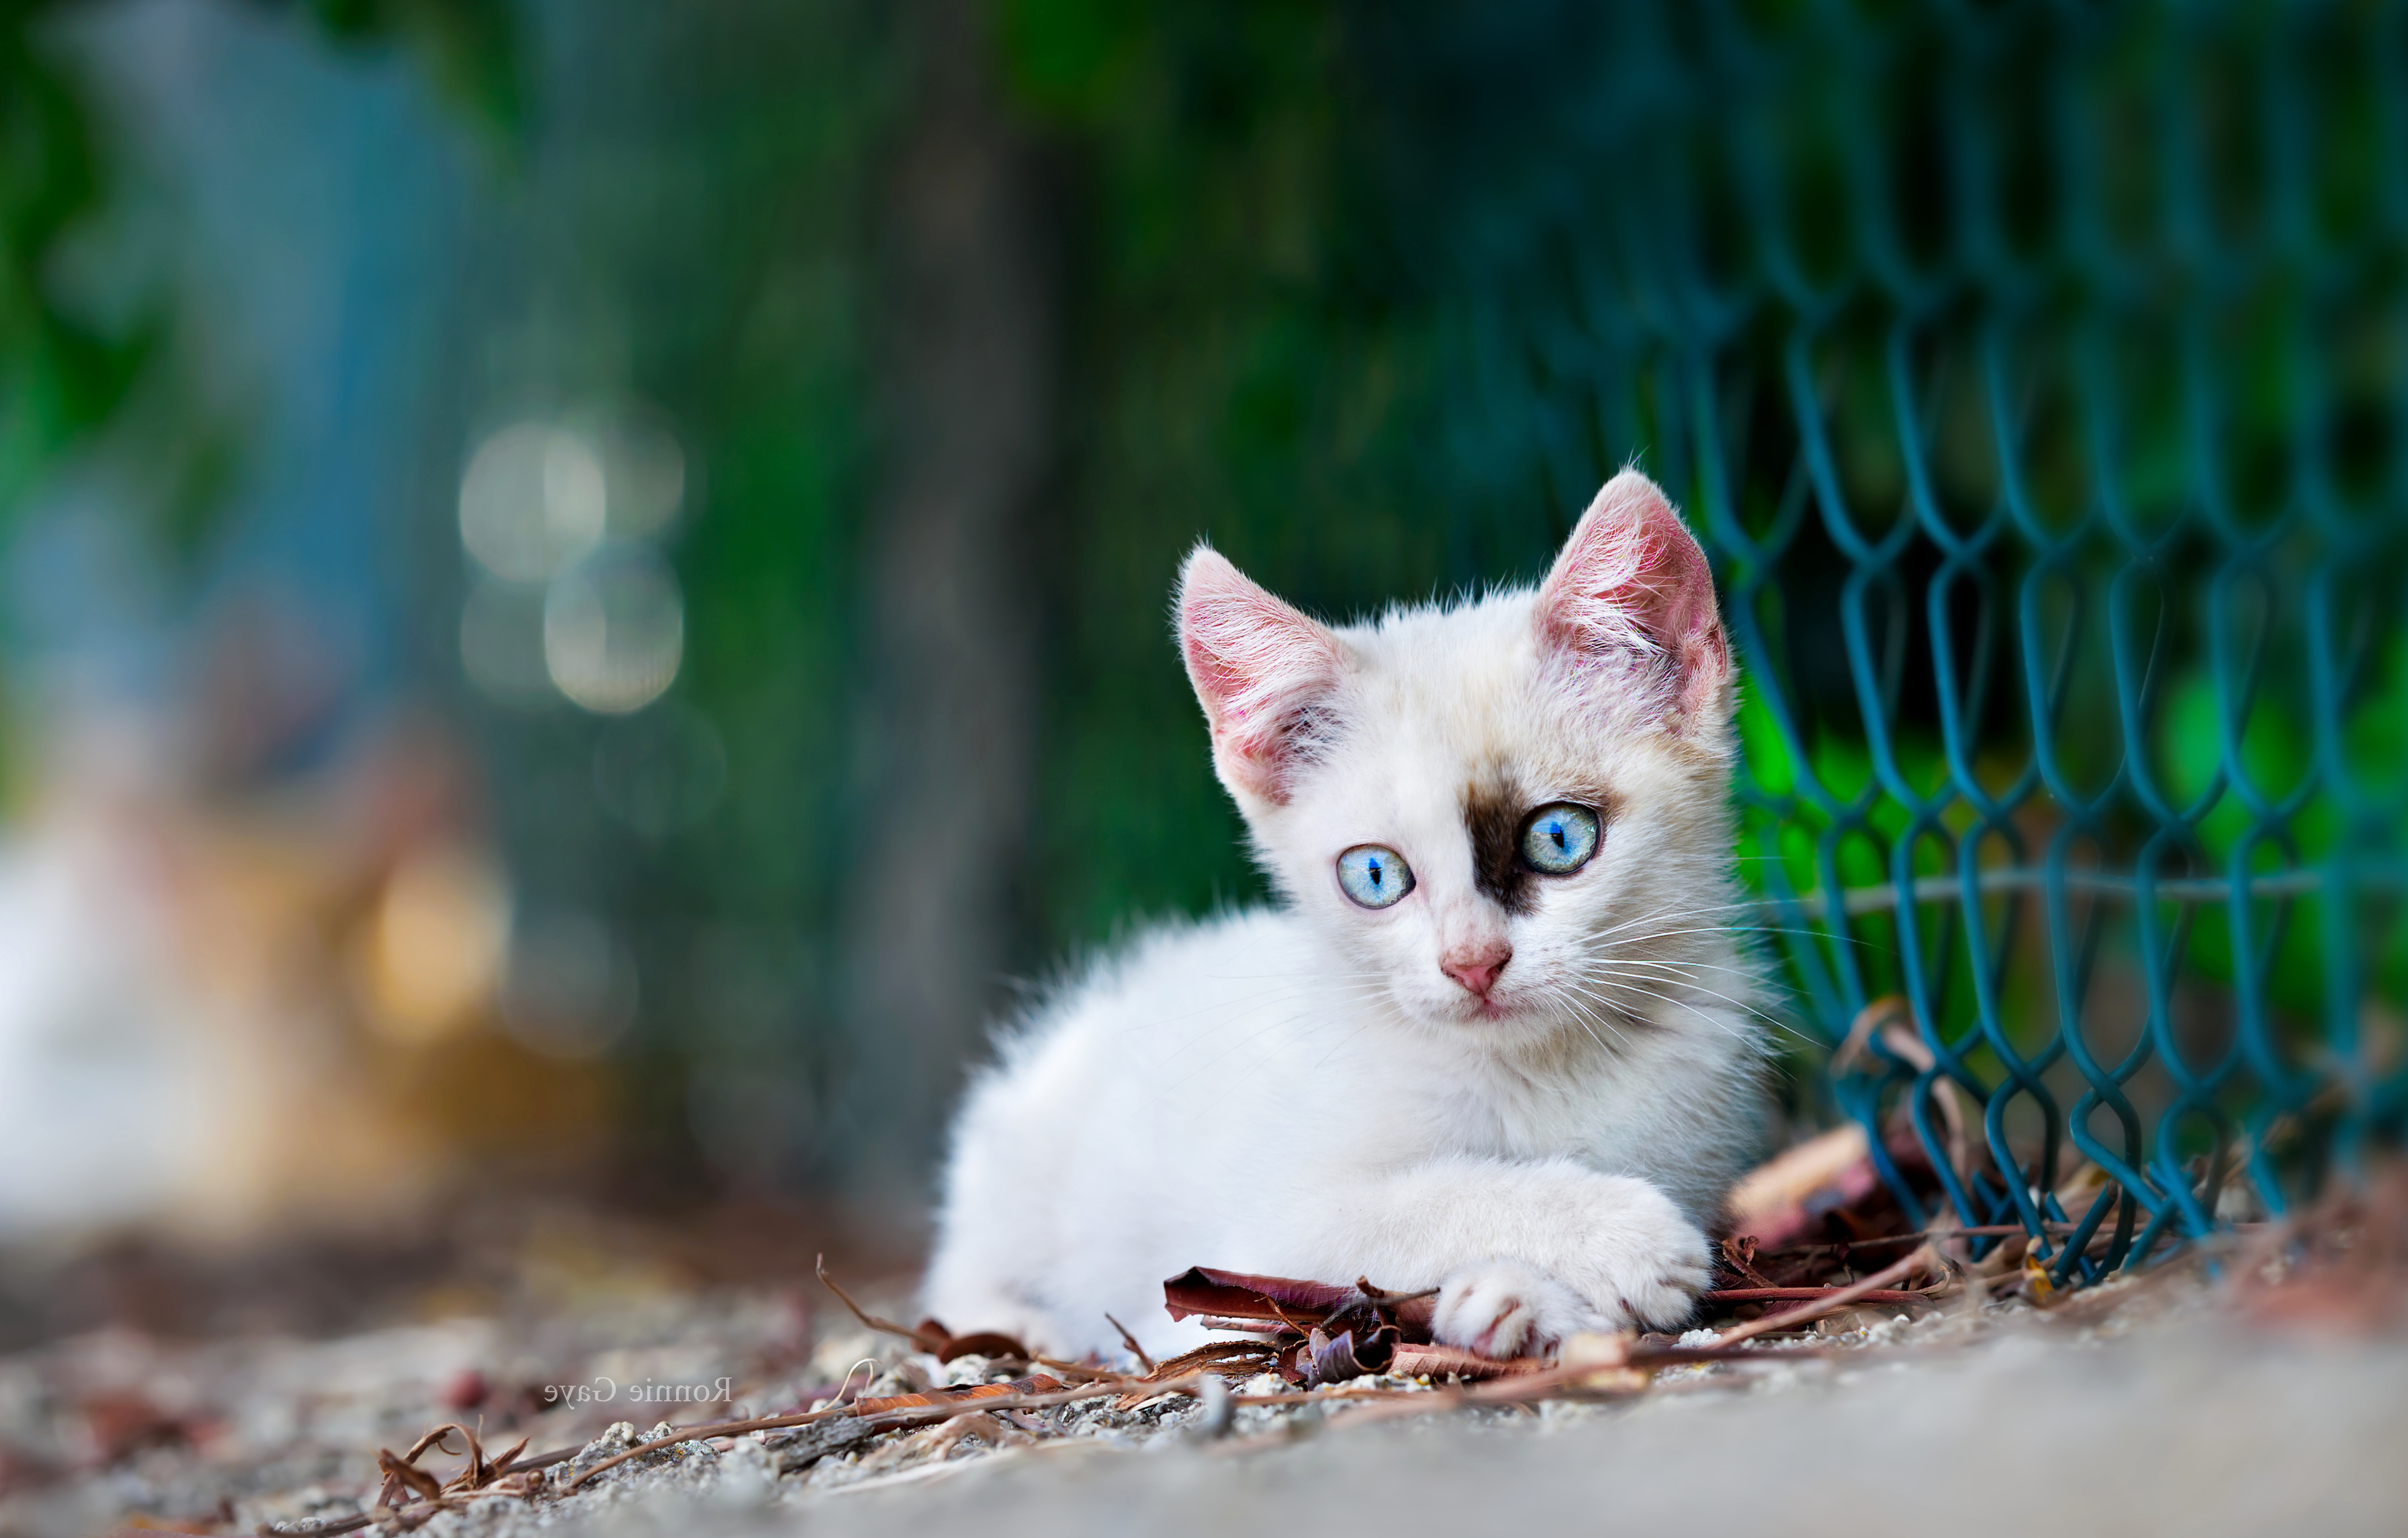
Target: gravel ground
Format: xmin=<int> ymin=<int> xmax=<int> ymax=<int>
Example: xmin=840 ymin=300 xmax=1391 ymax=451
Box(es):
xmin=787 ymin=1319 xmax=2408 ymax=1538
xmin=5 ymin=1246 xmax=2401 ymax=1538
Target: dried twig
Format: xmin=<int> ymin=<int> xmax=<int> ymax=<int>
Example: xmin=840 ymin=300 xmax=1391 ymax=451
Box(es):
xmin=560 ymin=1408 xmax=850 ymax=1491
xmin=1112 ymin=1340 xmax=1281 ymax=1405
xmin=1719 ymin=1237 xmax=1780 ymax=1289
xmin=1702 ymin=1287 xmax=1936 ymax=1306
xmin=1103 ymin=1313 xmax=1156 ymax=1372
xmin=1709 ymin=1245 xmax=1943 ymax=1348
xmin=1751 ymin=1223 xmax=2081 ymax=1257
xmin=562 ymin=1376 xmax=1166 ymax=1491
xmin=815 ymin=1254 xmax=945 ymax=1353
xmin=1351 ymin=1276 xmax=1442 ymax=1311
xmin=1030 ymin=1355 xmax=1128 ymax=1383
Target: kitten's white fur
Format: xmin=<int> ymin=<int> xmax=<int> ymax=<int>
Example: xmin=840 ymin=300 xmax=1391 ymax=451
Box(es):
xmin=924 ymin=471 xmax=1769 ymax=1360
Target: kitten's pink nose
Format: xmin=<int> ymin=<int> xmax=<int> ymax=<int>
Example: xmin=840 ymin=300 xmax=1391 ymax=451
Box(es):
xmin=1441 ymin=942 xmax=1513 ymax=999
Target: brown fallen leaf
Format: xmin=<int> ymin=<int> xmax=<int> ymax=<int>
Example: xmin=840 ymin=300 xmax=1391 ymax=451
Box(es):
xmin=1163 ymin=1265 xmax=1561 ymax=1384
xmin=1152 ymin=1340 xmax=1275 ymax=1378
xmin=1161 ymin=1267 xmax=1362 ymax=1330
xmin=375 ymin=1447 xmax=443 ymax=1508
xmin=1300 ymin=1327 xmax=1381 ymax=1388
xmin=1162 ymin=1266 xmax=1439 ymax=1346
xmin=369 ymin=1418 xmax=538 ymax=1513
xmin=451 ymin=1432 xmax=528 ymax=1493
xmin=1180 ymin=1315 xmax=1293 ymax=1336
xmin=1387 ymin=1344 xmax=1553 ymax=1381
xmin=934 ymin=1329 xmax=1034 ymax=1364
xmin=398 ymin=1425 xmax=459 ymax=1465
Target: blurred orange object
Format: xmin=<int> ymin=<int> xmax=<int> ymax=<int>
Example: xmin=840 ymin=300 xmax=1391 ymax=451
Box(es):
xmin=0 ymin=711 xmax=609 ymax=1247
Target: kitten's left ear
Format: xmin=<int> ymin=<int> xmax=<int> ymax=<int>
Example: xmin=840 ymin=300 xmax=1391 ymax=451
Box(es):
xmin=1535 ymin=470 xmax=1731 ymax=730
xmin=1178 ymin=546 xmax=1347 ymax=806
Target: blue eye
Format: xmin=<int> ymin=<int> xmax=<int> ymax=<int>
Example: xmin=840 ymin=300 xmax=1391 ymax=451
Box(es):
xmin=1335 ymin=844 xmax=1414 ymax=909
xmin=1519 ymin=803 xmax=1601 ymax=874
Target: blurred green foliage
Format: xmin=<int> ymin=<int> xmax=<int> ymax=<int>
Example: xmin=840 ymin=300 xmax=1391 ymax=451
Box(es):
xmin=996 ymin=0 xmax=1459 ymax=946
xmin=0 ymin=4 xmax=151 ymax=518
xmin=0 ymin=0 xmax=518 ymax=531
xmin=425 ymin=0 xmax=895 ymax=1179
xmin=295 ymin=0 xmax=524 ymax=132
xmin=2 ymin=0 xmax=2401 ymax=1206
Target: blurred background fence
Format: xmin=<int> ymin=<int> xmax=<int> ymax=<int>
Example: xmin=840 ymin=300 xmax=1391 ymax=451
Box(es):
xmin=0 ymin=0 xmax=2400 ymax=1283
xmin=1410 ymin=0 xmax=2408 ymax=1280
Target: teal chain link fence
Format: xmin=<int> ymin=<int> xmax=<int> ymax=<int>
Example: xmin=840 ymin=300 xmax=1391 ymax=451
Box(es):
xmin=1380 ymin=0 xmax=2408 ymax=1279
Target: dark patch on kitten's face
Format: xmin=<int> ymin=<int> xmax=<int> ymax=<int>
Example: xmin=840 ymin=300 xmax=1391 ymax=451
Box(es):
xmin=1461 ymin=771 xmax=1536 ymax=916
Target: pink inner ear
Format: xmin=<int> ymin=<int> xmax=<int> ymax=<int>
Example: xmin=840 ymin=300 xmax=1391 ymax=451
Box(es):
xmin=1178 ymin=548 xmax=1343 ymax=802
xmin=1536 ymin=471 xmax=1730 ymax=723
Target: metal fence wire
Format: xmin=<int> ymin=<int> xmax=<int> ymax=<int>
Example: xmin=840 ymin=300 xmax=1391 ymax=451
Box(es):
xmin=1399 ymin=0 xmax=2408 ymax=1280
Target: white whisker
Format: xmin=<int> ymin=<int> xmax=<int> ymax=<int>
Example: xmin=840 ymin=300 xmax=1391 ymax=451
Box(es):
xmin=1572 ymin=971 xmax=1823 ymax=1049
xmin=1579 ymin=962 xmax=1806 ymax=1040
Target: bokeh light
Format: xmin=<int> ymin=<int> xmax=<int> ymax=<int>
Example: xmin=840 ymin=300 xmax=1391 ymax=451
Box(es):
xmin=458 ymin=422 xmax=608 ymax=583
xmin=356 ymin=843 xmax=512 ymax=1044
xmin=542 ymin=545 xmax=684 ymax=714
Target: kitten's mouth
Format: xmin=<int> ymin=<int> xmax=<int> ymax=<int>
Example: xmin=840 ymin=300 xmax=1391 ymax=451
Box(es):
xmin=1459 ymin=992 xmax=1519 ymax=1023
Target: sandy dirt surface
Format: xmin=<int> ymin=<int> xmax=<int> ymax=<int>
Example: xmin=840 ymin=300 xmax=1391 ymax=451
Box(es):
xmin=4 ymin=1241 xmax=2402 ymax=1538
xmin=6 ymin=1163 xmax=2402 ymax=1538
xmin=795 ymin=1322 xmax=2408 ymax=1538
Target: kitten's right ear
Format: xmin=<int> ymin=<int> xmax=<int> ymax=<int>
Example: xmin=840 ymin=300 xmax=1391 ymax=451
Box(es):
xmin=1535 ymin=470 xmax=1731 ymax=732
xmin=1177 ymin=546 xmax=1346 ymax=806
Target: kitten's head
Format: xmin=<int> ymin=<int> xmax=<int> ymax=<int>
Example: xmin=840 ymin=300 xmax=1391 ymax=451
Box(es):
xmin=1177 ymin=470 xmax=1738 ymax=1048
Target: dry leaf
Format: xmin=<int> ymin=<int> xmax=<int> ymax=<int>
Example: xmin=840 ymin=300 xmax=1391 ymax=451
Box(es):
xmin=1160 ymin=1267 xmax=1360 ymax=1329
xmin=934 ymin=1330 xmax=1032 ymax=1364
xmin=1300 ymin=1328 xmax=1376 ymax=1388
xmin=376 ymin=1448 xmax=442 ymax=1507
xmin=1388 ymin=1344 xmax=1551 ymax=1381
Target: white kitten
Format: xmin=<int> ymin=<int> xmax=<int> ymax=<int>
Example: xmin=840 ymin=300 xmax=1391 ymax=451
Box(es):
xmin=923 ymin=470 xmax=1769 ymax=1360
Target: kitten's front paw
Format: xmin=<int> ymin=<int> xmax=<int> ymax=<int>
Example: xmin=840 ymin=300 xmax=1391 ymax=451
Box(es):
xmin=1431 ymin=1261 xmax=1592 ymax=1358
xmin=1610 ymin=1244 xmax=1714 ymax=1335
xmin=1574 ymin=1182 xmax=1716 ymax=1334
xmin=1431 ymin=1182 xmax=1715 ymax=1355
